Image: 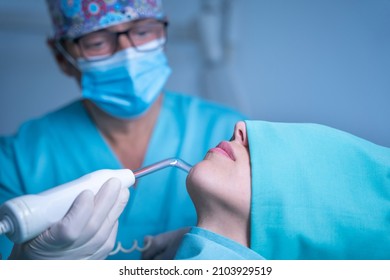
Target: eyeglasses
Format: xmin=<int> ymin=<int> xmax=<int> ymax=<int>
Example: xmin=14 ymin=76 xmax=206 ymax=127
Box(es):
xmin=73 ymin=20 xmax=168 ymax=60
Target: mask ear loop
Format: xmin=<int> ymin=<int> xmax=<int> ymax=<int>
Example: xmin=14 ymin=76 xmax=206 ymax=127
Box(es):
xmin=54 ymin=40 xmax=79 ymax=70
xmin=109 ymin=238 xmax=152 ymax=256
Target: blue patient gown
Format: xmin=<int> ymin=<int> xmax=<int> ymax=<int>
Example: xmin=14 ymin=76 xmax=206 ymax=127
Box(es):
xmin=0 ymin=91 xmax=245 ymax=259
xmin=175 ymin=227 xmax=264 ymax=260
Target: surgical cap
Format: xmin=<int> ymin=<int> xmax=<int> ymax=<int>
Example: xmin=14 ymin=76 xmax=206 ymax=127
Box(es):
xmin=245 ymin=120 xmax=390 ymax=259
xmin=46 ymin=0 xmax=165 ymax=39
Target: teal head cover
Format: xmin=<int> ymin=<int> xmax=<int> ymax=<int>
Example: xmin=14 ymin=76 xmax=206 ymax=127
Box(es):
xmin=245 ymin=121 xmax=390 ymax=259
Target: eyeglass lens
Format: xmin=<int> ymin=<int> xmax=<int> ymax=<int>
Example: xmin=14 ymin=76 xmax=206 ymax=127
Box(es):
xmin=77 ymin=20 xmax=166 ymax=59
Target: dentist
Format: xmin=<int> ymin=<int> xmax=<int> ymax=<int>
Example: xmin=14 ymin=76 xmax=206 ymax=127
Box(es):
xmin=0 ymin=0 xmax=245 ymax=259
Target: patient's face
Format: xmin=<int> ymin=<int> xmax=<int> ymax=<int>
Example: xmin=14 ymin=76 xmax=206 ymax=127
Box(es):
xmin=186 ymin=121 xmax=251 ymax=235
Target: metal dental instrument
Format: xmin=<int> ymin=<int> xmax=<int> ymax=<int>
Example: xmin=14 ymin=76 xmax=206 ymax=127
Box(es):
xmin=134 ymin=158 xmax=192 ymax=179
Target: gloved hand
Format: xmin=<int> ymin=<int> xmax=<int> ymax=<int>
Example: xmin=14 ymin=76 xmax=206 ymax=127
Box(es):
xmin=141 ymin=227 xmax=191 ymax=260
xmin=8 ymin=177 xmax=129 ymax=260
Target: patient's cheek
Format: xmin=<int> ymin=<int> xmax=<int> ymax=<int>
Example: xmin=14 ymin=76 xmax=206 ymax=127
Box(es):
xmin=186 ymin=162 xmax=221 ymax=203
xmin=186 ymin=163 xmax=208 ymax=192
xmin=186 ymin=163 xmax=204 ymax=193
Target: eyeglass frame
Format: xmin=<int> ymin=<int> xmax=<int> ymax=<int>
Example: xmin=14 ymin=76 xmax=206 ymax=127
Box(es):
xmin=54 ymin=19 xmax=168 ymax=68
xmin=71 ymin=19 xmax=168 ymax=60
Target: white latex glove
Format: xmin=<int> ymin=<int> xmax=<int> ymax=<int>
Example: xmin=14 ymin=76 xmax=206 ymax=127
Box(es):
xmin=8 ymin=177 xmax=129 ymax=260
xmin=141 ymin=227 xmax=191 ymax=260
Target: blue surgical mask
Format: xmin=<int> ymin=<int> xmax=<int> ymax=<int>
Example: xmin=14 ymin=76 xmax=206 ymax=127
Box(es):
xmin=77 ymin=43 xmax=171 ymax=119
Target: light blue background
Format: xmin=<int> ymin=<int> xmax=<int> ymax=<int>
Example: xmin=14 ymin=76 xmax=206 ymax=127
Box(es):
xmin=0 ymin=0 xmax=389 ymax=146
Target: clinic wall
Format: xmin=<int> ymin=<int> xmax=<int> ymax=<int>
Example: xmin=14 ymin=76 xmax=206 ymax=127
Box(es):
xmin=231 ymin=0 xmax=390 ymax=147
xmin=0 ymin=0 xmax=389 ymax=147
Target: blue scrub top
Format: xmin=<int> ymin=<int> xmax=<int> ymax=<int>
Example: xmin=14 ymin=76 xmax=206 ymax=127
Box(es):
xmin=0 ymin=91 xmax=246 ymax=259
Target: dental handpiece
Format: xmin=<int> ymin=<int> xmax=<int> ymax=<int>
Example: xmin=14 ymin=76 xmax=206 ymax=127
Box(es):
xmin=0 ymin=158 xmax=192 ymax=244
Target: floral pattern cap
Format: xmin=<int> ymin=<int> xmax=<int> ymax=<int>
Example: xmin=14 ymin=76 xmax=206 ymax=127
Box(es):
xmin=46 ymin=0 xmax=165 ymax=39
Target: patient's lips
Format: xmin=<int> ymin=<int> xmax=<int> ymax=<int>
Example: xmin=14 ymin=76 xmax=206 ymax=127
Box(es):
xmin=209 ymin=141 xmax=235 ymax=161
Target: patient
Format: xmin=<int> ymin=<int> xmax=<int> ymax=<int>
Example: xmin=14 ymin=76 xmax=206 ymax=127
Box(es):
xmin=174 ymin=121 xmax=390 ymax=260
